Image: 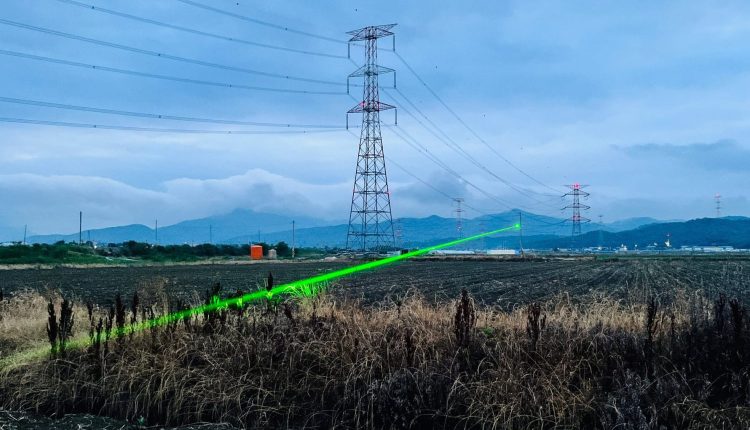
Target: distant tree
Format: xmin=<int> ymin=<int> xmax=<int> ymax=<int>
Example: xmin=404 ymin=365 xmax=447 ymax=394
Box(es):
xmin=122 ymin=241 xmax=151 ymax=257
xmin=275 ymin=241 xmax=291 ymax=257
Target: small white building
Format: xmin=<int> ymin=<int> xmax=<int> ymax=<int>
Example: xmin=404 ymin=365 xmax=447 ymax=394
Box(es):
xmin=267 ymin=249 xmax=278 ymax=259
xmin=428 ymin=250 xmax=475 ymax=255
xmin=680 ymin=245 xmax=735 ymax=253
xmin=486 ymin=249 xmax=517 ymax=255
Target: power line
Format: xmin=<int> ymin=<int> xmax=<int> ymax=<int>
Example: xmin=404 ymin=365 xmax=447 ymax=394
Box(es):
xmin=384 ymin=156 xmax=486 ymax=215
xmin=378 ymin=138 xmax=568 ymax=230
xmin=520 ymin=211 xmax=570 ymax=226
xmin=51 ymin=0 xmax=346 ymax=59
xmin=387 ymin=126 xmax=465 ymax=185
xmin=0 ymin=18 xmax=344 ymax=87
xmin=176 ymin=0 xmax=347 ymax=45
xmin=387 ymin=87 xmax=558 ymax=205
xmin=0 ymin=117 xmax=344 ymax=134
xmin=386 ymin=126 xmax=518 ymax=211
xmin=386 ymin=156 xmax=568 ymax=232
xmin=388 ymin=126 xmax=515 ymax=210
xmin=386 ymin=92 xmax=560 ymax=214
xmin=0 ymin=96 xmax=343 ymax=129
xmin=393 ymin=51 xmax=562 ymax=195
xmin=389 ymin=126 xmax=572 ymax=222
xmin=354 ymin=66 xmax=556 ymax=215
xmin=362 ymin=126 xmax=495 ymax=216
xmin=0 ymin=49 xmax=345 ymax=95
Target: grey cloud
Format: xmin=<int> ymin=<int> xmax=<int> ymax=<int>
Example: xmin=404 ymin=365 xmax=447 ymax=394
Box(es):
xmin=618 ymin=140 xmax=750 ymax=171
xmin=394 ymin=171 xmax=469 ymax=205
xmin=0 ymin=169 xmax=350 ymax=234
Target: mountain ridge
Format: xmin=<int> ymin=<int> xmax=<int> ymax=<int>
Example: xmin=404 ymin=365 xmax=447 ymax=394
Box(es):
xmin=15 ymin=209 xmax=734 ymax=249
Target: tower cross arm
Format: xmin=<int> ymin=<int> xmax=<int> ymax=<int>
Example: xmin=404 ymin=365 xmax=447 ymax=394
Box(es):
xmin=346 ymin=24 xmax=397 ymax=41
xmin=347 ymin=101 xmax=396 ymax=113
xmin=349 ymin=64 xmax=395 ymax=77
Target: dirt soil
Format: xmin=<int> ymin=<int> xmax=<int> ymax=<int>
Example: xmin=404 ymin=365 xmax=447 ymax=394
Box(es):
xmin=2 ymin=257 xmax=748 ymax=309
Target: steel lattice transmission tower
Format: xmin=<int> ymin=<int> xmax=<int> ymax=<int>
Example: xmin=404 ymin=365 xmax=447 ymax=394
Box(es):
xmin=563 ymin=183 xmax=590 ymax=237
xmin=715 ymin=193 xmax=722 ymax=217
xmin=453 ymin=197 xmax=465 ymax=239
xmin=345 ymin=24 xmax=397 ymax=252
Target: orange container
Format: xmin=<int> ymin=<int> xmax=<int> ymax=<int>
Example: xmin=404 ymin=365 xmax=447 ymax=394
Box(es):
xmin=250 ymin=245 xmax=263 ymax=260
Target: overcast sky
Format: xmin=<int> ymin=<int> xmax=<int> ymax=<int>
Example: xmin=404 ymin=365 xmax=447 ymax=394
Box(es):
xmin=1 ymin=0 xmax=749 ymax=236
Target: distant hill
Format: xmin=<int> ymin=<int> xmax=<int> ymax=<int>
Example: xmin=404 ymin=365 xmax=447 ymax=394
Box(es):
xmin=27 ymin=209 xmax=333 ymax=245
xmin=251 ymin=211 xmax=671 ymax=248
xmin=20 ymin=208 xmax=681 ymax=247
xmin=28 ymin=224 xmax=155 ymax=245
xmin=532 ymin=217 xmax=750 ymax=250
xmin=603 ymin=217 xmax=679 ymax=232
xmin=247 ymin=211 xmax=543 ymax=248
xmin=157 ymin=209 xmax=330 ymax=244
xmin=231 ymin=224 xmax=349 ymax=248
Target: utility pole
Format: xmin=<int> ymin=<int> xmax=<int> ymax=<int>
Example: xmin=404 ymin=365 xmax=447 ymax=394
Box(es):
xmin=154 ymin=219 xmax=158 ymax=245
xmin=291 ymin=220 xmax=296 ymax=259
xmin=345 ymin=24 xmax=397 ymax=253
xmin=518 ymin=212 xmax=524 ymax=256
xmin=23 ymin=224 xmax=27 ymax=245
xmin=257 ymin=230 xmax=261 ymax=244
xmin=715 ymin=193 xmax=721 ymax=217
xmin=479 ymin=220 xmax=487 ymax=250
xmin=78 ymin=211 xmax=82 ymax=245
xmin=394 ymin=218 xmax=403 ymax=249
xmin=563 ymin=183 xmax=590 ymax=247
xmin=209 ymin=224 xmax=213 ymax=244
xmin=598 ymin=214 xmax=604 ymax=249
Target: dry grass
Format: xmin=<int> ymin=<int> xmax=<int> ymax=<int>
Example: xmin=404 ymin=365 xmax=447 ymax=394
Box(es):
xmin=0 ymin=290 xmax=70 ymax=354
xmin=1 ymin=286 xmax=749 ymax=429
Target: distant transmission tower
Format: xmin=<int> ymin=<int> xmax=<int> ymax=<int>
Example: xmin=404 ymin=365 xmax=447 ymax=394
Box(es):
xmin=715 ymin=193 xmax=721 ymax=217
xmin=563 ymin=183 xmax=590 ymax=238
xmin=453 ymin=197 xmax=465 ymax=239
xmin=345 ymin=24 xmax=397 ymax=252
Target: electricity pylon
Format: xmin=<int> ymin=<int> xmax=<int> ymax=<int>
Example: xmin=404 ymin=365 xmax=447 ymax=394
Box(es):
xmin=345 ymin=24 xmax=397 ymax=252
xmin=453 ymin=197 xmax=465 ymax=239
xmin=563 ymin=183 xmax=590 ymax=241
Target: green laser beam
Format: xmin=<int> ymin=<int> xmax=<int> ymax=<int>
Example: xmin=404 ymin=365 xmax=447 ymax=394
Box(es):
xmin=0 ymin=224 xmax=518 ymax=370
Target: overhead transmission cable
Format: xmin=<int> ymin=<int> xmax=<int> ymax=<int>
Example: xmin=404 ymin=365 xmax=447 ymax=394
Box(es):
xmin=385 ymin=155 xmax=488 ymax=216
xmin=391 ymin=129 xmax=572 ymax=228
xmin=0 ymin=19 xmax=343 ymax=86
xmin=0 ymin=117 xmax=342 ymax=135
xmin=348 ymin=67 xmax=550 ymax=214
xmin=386 ymin=87 xmax=558 ymax=205
xmin=51 ymin=0 xmax=346 ymax=59
xmin=387 ymin=150 xmax=567 ymax=232
xmin=0 ymin=96 xmax=343 ymax=129
xmin=393 ymin=51 xmax=562 ymax=195
xmin=161 ymin=0 xmax=561 ymax=204
xmin=346 ymin=128 xmax=496 ymax=215
xmin=0 ymin=49 xmax=345 ymax=96
xmin=386 ymin=92 xmax=560 ymax=214
xmin=385 ymin=126 xmax=519 ymax=212
xmin=175 ymin=0 xmax=348 ymax=45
